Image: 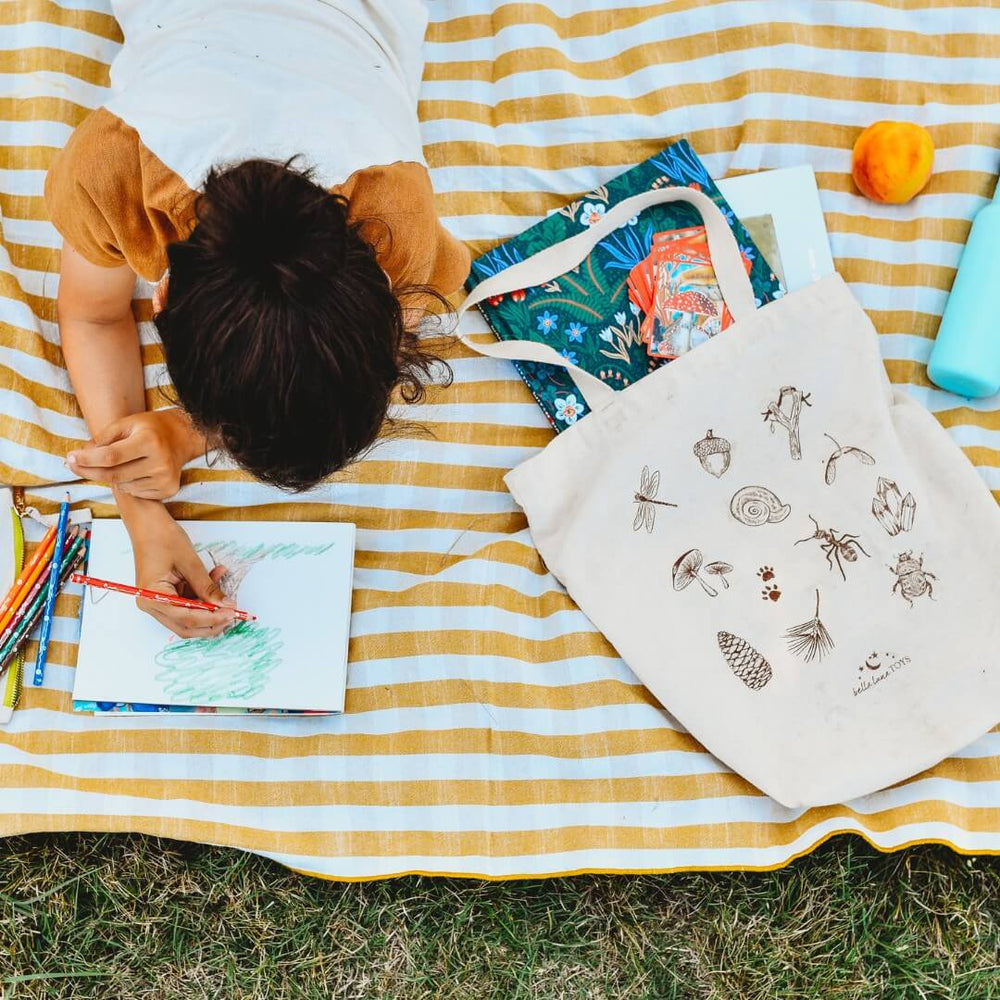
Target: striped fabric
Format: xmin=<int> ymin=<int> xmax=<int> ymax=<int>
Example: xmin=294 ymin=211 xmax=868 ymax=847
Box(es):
xmin=1 ymin=0 xmax=998 ymax=879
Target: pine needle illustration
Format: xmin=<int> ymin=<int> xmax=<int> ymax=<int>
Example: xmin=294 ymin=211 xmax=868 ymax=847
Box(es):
xmin=784 ymin=589 xmax=835 ymax=663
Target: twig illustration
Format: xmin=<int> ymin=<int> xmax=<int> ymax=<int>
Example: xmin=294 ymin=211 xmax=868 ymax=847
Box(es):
xmin=730 ymin=485 xmax=791 ymax=526
xmin=872 ymin=477 xmax=916 ymax=536
xmin=784 ymin=589 xmax=835 ymax=662
xmin=795 ymin=515 xmax=870 ymax=581
xmin=762 ymin=386 xmax=812 ymax=460
xmin=633 ymin=465 xmax=677 ymax=533
xmin=823 ymin=433 xmax=875 ymax=485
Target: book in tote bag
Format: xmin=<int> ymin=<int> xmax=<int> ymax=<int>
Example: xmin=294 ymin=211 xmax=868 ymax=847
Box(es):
xmin=469 ymin=140 xmax=784 ymax=431
xmin=457 ymin=186 xmax=1000 ymax=808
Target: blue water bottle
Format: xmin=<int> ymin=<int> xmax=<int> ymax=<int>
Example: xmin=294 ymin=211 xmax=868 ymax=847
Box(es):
xmin=927 ymin=175 xmax=1000 ymax=398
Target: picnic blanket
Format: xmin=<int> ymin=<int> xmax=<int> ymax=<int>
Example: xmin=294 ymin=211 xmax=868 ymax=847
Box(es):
xmin=1 ymin=0 xmax=998 ymax=879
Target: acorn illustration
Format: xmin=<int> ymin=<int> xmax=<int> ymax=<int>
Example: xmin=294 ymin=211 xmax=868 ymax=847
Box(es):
xmin=693 ymin=429 xmax=732 ymax=478
xmin=717 ymin=631 xmax=772 ymax=690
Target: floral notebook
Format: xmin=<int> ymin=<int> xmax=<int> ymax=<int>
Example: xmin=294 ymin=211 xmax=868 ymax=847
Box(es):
xmin=467 ymin=140 xmax=784 ymax=431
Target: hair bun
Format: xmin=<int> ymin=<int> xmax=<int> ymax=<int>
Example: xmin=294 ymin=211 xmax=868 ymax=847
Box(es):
xmin=197 ymin=158 xmax=351 ymax=290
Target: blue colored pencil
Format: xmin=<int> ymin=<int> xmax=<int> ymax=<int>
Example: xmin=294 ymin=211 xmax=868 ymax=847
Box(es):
xmin=32 ymin=493 xmax=70 ymax=686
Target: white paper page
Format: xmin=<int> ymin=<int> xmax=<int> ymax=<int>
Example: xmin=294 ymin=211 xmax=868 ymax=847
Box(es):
xmin=716 ymin=165 xmax=835 ymax=291
xmin=73 ymin=520 xmax=355 ymax=711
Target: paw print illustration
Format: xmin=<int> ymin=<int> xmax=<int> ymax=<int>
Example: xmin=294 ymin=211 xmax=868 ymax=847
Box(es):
xmin=757 ymin=566 xmax=775 ymax=582
xmin=761 ymin=583 xmax=782 ymax=602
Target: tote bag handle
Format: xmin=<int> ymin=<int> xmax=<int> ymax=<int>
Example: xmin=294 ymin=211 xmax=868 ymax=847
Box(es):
xmin=457 ymin=185 xmax=758 ymax=412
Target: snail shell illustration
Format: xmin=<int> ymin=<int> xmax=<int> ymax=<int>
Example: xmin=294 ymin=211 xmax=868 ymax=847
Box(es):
xmin=730 ymin=486 xmax=791 ymax=526
xmin=717 ymin=631 xmax=772 ymax=690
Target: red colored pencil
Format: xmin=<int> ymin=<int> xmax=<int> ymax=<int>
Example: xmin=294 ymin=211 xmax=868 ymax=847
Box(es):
xmin=0 ymin=524 xmax=57 ymax=633
xmin=71 ymin=573 xmax=256 ymax=621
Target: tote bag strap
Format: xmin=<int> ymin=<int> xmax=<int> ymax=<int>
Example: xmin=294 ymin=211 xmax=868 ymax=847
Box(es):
xmin=457 ymin=185 xmax=758 ymax=412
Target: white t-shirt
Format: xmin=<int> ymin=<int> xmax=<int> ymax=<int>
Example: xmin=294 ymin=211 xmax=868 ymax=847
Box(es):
xmin=105 ymin=0 xmax=429 ymax=191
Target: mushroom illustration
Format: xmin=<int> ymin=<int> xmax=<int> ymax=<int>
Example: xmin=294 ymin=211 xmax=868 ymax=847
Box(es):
xmin=662 ymin=290 xmax=717 ymax=316
xmin=672 ymin=548 xmax=718 ymax=598
xmin=704 ymin=561 xmax=733 ymax=589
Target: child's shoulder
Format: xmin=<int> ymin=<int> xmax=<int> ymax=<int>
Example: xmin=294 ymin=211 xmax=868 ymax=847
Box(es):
xmin=45 ymin=108 xmax=194 ymax=280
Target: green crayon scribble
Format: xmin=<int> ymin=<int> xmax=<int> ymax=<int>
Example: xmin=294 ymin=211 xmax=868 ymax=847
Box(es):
xmin=154 ymin=621 xmax=283 ymax=702
xmin=193 ymin=540 xmax=336 ymax=562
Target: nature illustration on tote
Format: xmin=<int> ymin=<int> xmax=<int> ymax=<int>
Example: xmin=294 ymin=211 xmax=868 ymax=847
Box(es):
xmin=729 ymin=485 xmax=791 ymax=526
xmin=632 ymin=465 xmax=677 ymax=532
xmin=872 ymin=477 xmax=917 ymax=536
xmin=784 ymin=590 xmax=835 ymax=662
xmin=822 ymin=433 xmax=875 ymax=485
xmin=692 ymin=429 xmax=732 ymax=478
xmin=795 ymin=515 xmax=871 ymax=581
xmin=889 ymin=552 xmax=936 ymax=607
xmin=671 ymin=549 xmax=732 ymax=598
xmin=761 ymin=385 xmax=812 ymax=460
xmin=717 ymin=631 xmax=773 ymax=690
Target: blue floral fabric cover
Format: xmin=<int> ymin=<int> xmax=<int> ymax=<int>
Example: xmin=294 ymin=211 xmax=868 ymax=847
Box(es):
xmin=467 ymin=140 xmax=784 ymax=431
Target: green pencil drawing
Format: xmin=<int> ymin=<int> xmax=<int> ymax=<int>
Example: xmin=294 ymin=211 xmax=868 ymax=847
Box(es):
xmin=153 ymin=538 xmax=337 ymax=703
xmin=154 ymin=621 xmax=283 ymax=701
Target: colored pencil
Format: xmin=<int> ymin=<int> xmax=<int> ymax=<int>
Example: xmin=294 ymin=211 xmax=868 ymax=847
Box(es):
xmin=0 ymin=530 xmax=79 ymax=651
xmin=0 ymin=525 xmax=56 ymax=634
xmin=70 ymin=574 xmax=256 ymax=622
xmin=32 ymin=493 xmax=70 ymax=686
xmin=0 ymin=537 xmax=87 ymax=671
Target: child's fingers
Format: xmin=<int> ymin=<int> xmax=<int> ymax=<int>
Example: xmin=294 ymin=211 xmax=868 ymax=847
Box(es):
xmin=68 ymin=436 xmax=143 ymax=470
xmin=72 ymin=457 xmax=149 ymax=487
xmin=138 ymin=597 xmax=232 ymax=637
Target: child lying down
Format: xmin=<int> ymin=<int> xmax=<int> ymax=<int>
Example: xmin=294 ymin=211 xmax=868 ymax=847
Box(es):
xmin=45 ymin=0 xmax=470 ymax=637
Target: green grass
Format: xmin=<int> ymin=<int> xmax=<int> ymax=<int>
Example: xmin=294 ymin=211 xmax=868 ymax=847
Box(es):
xmin=1 ymin=835 xmax=998 ymax=999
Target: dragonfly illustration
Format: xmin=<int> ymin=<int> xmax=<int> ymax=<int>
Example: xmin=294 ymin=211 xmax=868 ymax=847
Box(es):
xmin=632 ymin=465 xmax=677 ymax=533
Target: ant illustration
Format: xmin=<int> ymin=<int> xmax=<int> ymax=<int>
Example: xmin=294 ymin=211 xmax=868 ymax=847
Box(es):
xmin=795 ymin=515 xmax=870 ymax=581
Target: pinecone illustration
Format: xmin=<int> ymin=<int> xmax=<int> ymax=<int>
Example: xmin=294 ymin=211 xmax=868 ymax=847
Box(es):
xmin=717 ymin=631 xmax=772 ymax=690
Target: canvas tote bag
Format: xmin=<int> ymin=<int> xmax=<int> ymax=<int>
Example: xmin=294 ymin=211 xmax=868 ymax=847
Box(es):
xmin=457 ymin=185 xmax=1000 ymax=808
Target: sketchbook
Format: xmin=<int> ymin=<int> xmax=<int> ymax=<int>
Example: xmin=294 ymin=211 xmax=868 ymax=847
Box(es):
xmin=72 ymin=520 xmax=356 ymax=714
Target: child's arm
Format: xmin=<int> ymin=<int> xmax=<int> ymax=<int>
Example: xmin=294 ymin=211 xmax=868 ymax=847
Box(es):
xmin=59 ymin=244 xmax=207 ymax=498
xmin=57 ymin=242 xmax=235 ymax=637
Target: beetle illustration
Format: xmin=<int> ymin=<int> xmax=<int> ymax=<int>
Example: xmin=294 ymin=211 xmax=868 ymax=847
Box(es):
xmin=890 ymin=552 xmax=936 ymax=607
xmin=795 ymin=515 xmax=870 ymax=582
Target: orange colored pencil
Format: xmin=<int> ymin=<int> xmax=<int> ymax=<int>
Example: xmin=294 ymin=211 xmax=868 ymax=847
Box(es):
xmin=0 ymin=525 xmax=57 ymax=633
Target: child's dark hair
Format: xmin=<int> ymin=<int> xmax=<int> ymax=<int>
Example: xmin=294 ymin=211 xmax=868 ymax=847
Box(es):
xmin=155 ymin=158 xmax=450 ymax=491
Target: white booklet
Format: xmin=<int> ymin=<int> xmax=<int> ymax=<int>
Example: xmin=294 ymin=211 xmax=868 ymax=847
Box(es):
xmin=73 ymin=520 xmax=355 ymax=713
xmin=716 ymin=165 xmax=835 ymax=292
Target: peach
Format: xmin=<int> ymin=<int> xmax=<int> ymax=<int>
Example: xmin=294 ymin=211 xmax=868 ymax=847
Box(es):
xmin=851 ymin=121 xmax=934 ymax=204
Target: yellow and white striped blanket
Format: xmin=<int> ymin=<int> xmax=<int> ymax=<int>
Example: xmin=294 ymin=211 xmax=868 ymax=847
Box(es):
xmin=1 ymin=1 xmax=998 ymax=879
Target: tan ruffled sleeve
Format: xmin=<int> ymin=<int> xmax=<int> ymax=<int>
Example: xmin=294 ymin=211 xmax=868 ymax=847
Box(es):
xmin=45 ymin=108 xmax=196 ymax=282
xmin=337 ymin=162 xmax=471 ymax=297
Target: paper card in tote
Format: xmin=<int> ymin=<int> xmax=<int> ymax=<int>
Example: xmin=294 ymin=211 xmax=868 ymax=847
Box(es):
xmin=72 ymin=520 xmax=355 ymax=712
xmin=714 ymin=165 xmax=834 ymax=292
xmin=467 ymin=140 xmax=784 ymax=432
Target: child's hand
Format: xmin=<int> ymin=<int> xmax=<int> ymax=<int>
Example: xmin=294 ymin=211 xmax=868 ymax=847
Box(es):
xmin=66 ymin=409 xmax=207 ymax=500
xmin=123 ymin=498 xmax=236 ymax=638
